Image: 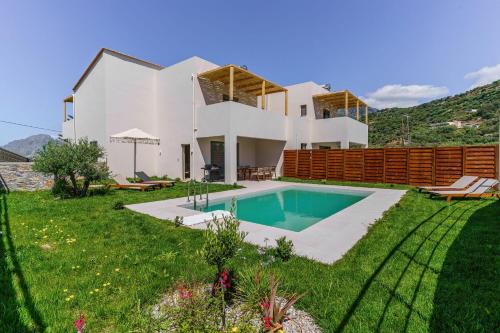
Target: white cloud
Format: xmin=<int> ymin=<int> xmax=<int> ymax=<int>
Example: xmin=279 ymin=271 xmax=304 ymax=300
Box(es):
xmin=360 ymin=84 xmax=449 ymax=109
xmin=464 ymin=63 xmax=500 ymax=89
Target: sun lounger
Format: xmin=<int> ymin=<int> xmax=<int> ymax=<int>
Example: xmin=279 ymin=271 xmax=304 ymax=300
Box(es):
xmin=430 ymin=178 xmax=499 ymax=202
xmin=135 ymin=171 xmax=175 ymax=188
xmin=111 ymin=174 xmax=158 ymax=191
xmin=418 ymin=175 xmax=478 ymax=192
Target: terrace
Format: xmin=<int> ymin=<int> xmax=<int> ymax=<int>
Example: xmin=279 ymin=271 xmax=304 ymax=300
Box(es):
xmin=197 ymin=65 xmax=289 ymax=183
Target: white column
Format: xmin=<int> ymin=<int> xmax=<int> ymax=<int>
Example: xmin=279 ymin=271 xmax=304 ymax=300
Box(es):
xmin=224 ymin=134 xmax=238 ymax=184
xmin=341 ymin=140 xmax=349 ymax=149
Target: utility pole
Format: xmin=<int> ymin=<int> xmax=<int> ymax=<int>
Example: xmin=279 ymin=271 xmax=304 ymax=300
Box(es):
xmin=401 ymin=115 xmax=411 ymax=146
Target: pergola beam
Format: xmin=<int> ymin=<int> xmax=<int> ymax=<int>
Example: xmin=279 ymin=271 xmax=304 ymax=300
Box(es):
xmin=261 ymin=81 xmax=266 ymax=110
xmin=229 ymin=66 xmax=234 ymax=101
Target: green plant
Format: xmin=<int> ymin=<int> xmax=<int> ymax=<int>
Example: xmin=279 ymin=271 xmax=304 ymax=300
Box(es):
xmin=157 ymin=283 xmax=257 ymax=333
xmin=273 ymin=236 xmax=294 ymax=262
xmin=32 ymin=138 xmax=110 ymax=197
xmin=174 ymin=216 xmax=183 ymax=227
xmin=174 ymin=177 xmax=181 ymax=182
xmin=201 ymin=201 xmax=247 ymax=275
xmin=259 ymin=274 xmax=304 ymax=332
xmin=113 ymin=201 xmax=125 ymax=210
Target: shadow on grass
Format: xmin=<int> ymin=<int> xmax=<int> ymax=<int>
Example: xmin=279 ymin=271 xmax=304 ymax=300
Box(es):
xmin=429 ymin=200 xmax=500 ymax=332
xmin=0 ymin=191 xmax=46 ymax=332
xmin=333 ymin=198 xmax=499 ymax=332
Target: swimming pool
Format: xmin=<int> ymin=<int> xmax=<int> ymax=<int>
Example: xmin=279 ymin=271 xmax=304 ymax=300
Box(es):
xmin=186 ymin=186 xmax=372 ymax=232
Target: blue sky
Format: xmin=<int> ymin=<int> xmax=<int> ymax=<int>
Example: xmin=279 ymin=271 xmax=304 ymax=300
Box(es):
xmin=1 ymin=0 xmax=499 ymax=145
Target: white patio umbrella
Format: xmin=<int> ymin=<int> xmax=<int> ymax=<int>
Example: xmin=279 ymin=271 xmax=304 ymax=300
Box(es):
xmin=110 ymin=128 xmax=160 ymax=178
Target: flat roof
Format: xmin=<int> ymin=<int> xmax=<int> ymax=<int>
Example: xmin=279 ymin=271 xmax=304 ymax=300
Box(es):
xmin=198 ymin=64 xmax=287 ymax=96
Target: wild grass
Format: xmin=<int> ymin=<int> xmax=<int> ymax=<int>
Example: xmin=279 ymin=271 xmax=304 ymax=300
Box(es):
xmin=1 ymin=180 xmax=498 ymax=332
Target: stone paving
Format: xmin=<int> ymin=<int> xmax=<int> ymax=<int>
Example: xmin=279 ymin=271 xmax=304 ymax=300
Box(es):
xmin=127 ymin=181 xmax=406 ymax=264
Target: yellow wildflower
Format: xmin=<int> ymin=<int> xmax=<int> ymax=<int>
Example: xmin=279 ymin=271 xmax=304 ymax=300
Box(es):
xmin=89 ymin=291 xmax=94 ymax=295
xmin=63 ymin=289 xmax=68 ymax=292
xmin=94 ymin=288 xmax=99 ymax=292
xmin=65 ymin=297 xmax=71 ymax=302
xmin=114 ymin=268 xmax=120 ymax=272
xmin=96 ymin=272 xmax=100 ymax=276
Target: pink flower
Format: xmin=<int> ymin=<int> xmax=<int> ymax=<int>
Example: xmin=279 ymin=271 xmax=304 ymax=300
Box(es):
xmin=74 ymin=313 xmax=85 ymax=333
xmin=262 ymin=316 xmax=272 ymax=329
xmin=177 ymin=286 xmax=192 ymax=300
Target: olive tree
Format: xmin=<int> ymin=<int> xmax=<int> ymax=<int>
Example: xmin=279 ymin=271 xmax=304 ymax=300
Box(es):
xmin=33 ymin=138 xmax=110 ymax=197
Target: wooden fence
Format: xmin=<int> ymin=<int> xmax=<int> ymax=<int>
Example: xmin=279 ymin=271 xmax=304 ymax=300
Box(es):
xmin=282 ymin=145 xmax=499 ymax=186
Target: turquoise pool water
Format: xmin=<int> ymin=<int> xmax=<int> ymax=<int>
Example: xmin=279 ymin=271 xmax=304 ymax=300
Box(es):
xmin=188 ymin=186 xmax=371 ymax=232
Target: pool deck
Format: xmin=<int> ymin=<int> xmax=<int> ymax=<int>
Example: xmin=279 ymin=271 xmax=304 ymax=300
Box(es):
xmin=126 ymin=181 xmax=406 ymax=264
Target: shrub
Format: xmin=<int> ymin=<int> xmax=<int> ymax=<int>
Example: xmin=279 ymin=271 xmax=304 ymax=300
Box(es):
xmin=113 ymin=201 xmax=125 ymax=210
xmin=174 ymin=216 xmax=183 ymax=227
xmin=273 ymin=236 xmax=294 ymax=262
xmin=200 ymin=202 xmax=247 ymax=275
xmin=33 ymin=138 xmax=110 ymax=197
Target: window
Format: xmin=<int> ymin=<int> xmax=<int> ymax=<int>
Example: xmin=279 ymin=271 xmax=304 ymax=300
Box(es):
xmin=300 ymin=143 xmax=307 ymax=150
xmin=323 ymin=109 xmax=330 ymax=118
xmin=319 ymin=145 xmax=331 ymax=150
xmin=300 ymin=104 xmax=307 ymax=117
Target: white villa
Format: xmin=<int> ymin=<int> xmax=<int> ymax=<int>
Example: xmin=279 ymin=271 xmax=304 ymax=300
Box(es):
xmin=62 ymin=48 xmax=369 ymax=184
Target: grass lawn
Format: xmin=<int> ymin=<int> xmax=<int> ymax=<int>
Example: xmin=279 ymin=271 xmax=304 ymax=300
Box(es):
xmin=1 ymin=180 xmax=498 ymax=332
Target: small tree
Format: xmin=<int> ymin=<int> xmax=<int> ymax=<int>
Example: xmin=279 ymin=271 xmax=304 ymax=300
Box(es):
xmin=201 ymin=209 xmax=247 ymax=275
xmin=33 ymin=138 xmax=110 ymax=197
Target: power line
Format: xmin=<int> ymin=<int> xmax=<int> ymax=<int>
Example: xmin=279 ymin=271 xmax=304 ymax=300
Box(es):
xmin=0 ymin=120 xmax=61 ymax=133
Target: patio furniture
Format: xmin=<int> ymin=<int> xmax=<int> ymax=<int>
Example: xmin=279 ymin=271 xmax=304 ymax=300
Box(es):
xmin=110 ymin=128 xmax=160 ymax=178
xmin=263 ymin=167 xmax=272 ymax=180
xmin=202 ymin=164 xmax=223 ymax=182
xmin=430 ymin=178 xmax=500 ymax=202
xmin=135 ymin=171 xmax=174 ymax=188
xmin=110 ymin=174 xmax=158 ymax=192
xmin=418 ymin=175 xmax=478 ymax=192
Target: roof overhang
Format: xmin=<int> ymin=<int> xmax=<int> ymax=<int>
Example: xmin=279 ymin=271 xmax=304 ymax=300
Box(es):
xmin=313 ymin=90 xmax=368 ymax=108
xmin=73 ymin=48 xmax=164 ymax=92
xmin=198 ymin=65 xmax=287 ymax=96
xmin=63 ymin=95 xmax=73 ymax=103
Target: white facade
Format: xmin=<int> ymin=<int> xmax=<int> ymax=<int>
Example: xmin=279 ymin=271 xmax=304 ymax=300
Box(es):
xmin=62 ymin=49 xmax=368 ymax=183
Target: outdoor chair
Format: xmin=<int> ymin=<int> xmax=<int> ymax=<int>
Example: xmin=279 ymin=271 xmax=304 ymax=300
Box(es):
xmin=111 ymin=174 xmax=158 ymax=191
xmin=430 ymin=178 xmax=500 ymax=202
xmin=418 ymin=175 xmax=478 ymax=192
xmin=136 ymin=171 xmax=174 ymax=188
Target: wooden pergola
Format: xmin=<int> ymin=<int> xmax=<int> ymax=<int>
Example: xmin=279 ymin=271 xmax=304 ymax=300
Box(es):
xmin=313 ymin=90 xmax=369 ymax=124
xmin=198 ymin=65 xmax=288 ymax=115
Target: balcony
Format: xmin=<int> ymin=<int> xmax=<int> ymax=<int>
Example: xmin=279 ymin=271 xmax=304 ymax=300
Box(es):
xmin=198 ymin=64 xmax=288 ymax=115
xmin=197 ymin=101 xmax=286 ymax=141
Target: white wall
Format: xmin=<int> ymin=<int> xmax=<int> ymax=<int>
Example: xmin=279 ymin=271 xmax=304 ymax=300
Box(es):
xmin=156 ymin=56 xmax=219 ymax=180
xmin=104 ymin=53 xmax=159 ymax=177
xmin=69 ymin=55 xmax=107 ymax=145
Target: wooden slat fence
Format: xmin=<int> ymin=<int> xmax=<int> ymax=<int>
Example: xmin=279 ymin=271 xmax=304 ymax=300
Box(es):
xmin=282 ymin=145 xmax=499 ymax=186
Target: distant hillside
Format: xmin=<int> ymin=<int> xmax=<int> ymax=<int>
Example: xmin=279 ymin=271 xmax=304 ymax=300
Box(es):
xmin=2 ymin=134 xmax=54 ymax=159
xmin=369 ymin=80 xmax=500 ymax=147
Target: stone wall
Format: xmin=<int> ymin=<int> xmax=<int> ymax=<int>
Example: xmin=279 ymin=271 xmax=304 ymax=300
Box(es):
xmin=0 ymin=162 xmax=53 ymax=191
xmin=198 ymin=77 xmax=258 ymax=107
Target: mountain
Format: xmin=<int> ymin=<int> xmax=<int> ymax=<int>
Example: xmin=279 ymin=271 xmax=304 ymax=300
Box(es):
xmin=2 ymin=134 xmax=55 ymax=159
xmin=369 ymin=80 xmax=500 ymax=147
